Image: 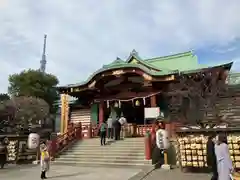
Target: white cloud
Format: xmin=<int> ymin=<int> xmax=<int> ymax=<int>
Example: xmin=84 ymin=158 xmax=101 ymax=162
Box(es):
xmin=0 ymin=0 xmax=240 ymax=92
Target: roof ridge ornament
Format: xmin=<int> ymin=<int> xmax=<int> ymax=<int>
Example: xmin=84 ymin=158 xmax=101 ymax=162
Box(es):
xmin=131 ymin=49 xmax=138 ymax=55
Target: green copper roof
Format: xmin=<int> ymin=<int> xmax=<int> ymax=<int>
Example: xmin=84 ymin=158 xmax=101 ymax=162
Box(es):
xmin=146 ymin=51 xmax=202 ymax=71
xmin=58 ymin=50 xmax=233 ymax=89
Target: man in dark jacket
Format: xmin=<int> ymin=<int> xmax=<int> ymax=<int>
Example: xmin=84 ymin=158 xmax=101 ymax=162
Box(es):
xmin=0 ymin=136 xmax=8 ymax=169
xmin=207 ymin=135 xmax=218 ymax=180
xmin=113 ymin=118 xmax=121 ymax=140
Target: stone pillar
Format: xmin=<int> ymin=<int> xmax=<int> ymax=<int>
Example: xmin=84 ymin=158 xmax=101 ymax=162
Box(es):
xmin=60 ymin=94 xmax=69 ymax=134
xmin=150 ymin=95 xmax=157 ymax=107
xmin=98 ymin=101 xmax=104 ymax=124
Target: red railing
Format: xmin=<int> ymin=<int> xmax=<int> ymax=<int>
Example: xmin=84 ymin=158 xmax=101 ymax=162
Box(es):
xmin=47 ymin=122 xmax=82 ymax=159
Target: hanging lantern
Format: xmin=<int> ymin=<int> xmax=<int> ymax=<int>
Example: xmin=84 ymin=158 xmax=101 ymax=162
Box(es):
xmin=114 ymin=101 xmax=119 ymax=108
xmin=135 ymin=100 xmax=140 ymax=106
xmin=28 ymin=133 xmax=40 ymax=149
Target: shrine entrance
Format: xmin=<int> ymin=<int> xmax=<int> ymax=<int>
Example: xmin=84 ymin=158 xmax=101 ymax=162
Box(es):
xmin=120 ymin=97 xmax=153 ymax=125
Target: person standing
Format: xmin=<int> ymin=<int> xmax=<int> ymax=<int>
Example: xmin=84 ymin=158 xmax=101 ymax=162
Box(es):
xmin=207 ymin=135 xmax=218 ymax=180
xmin=215 ymin=134 xmax=233 ymax=180
xmin=118 ymin=115 xmax=127 ymax=139
xmin=99 ymin=121 xmax=107 ymax=145
xmin=151 ymin=126 xmax=165 ymax=167
xmin=113 ymin=117 xmax=121 ymax=141
xmin=107 ymin=116 xmax=113 ymax=139
xmin=40 ymin=143 xmax=50 ymax=179
xmin=0 ymin=136 xmax=8 ymax=169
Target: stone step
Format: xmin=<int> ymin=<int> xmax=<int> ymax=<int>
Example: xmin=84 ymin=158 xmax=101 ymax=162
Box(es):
xmin=52 ymin=160 xmax=152 ymax=168
xmin=77 ymin=140 xmax=145 ymax=145
xmin=55 ymin=157 xmax=151 ymax=165
xmin=61 ymin=151 xmax=145 ymax=156
xmin=72 ymin=141 xmax=145 ymax=146
xmin=60 ymin=154 xmax=145 ymax=160
xmin=70 ymin=146 xmax=144 ymax=151
xmin=65 ymin=149 xmax=145 ymax=154
xmin=75 ymin=141 xmax=145 ymax=145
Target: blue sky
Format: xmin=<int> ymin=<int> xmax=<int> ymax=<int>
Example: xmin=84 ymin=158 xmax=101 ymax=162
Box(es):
xmin=0 ymin=0 xmax=240 ymax=93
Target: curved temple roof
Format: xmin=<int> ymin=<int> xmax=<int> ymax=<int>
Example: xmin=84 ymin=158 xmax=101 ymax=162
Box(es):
xmin=58 ymin=50 xmax=233 ymax=89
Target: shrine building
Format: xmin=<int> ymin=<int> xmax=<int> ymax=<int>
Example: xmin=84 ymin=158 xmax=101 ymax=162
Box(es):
xmin=57 ymin=50 xmax=232 ymax=134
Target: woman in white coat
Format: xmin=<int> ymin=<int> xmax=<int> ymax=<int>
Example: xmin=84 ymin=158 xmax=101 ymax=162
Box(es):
xmin=215 ymin=134 xmax=233 ymax=180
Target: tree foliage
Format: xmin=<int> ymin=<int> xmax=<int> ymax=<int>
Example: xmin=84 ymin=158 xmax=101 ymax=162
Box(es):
xmin=0 ymin=93 xmax=10 ymax=102
xmin=8 ymin=69 xmax=59 ymax=113
xmin=0 ymin=96 xmax=49 ymax=133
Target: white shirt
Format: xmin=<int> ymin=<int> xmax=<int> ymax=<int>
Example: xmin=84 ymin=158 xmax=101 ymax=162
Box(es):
xmin=156 ymin=129 xmax=164 ymax=149
xmin=107 ymin=118 xmax=113 ymax=128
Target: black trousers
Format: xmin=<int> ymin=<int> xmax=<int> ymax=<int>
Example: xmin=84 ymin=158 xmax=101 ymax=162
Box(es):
xmin=114 ymin=128 xmax=120 ymax=140
xmin=41 ymin=171 xmax=46 ymax=179
xmin=210 ymin=165 xmax=218 ymax=180
xmin=107 ymin=128 xmax=113 ymax=139
xmin=0 ymin=154 xmax=6 ymax=169
xmin=100 ymin=131 xmax=106 ymax=145
xmin=151 ymin=145 xmax=164 ymax=166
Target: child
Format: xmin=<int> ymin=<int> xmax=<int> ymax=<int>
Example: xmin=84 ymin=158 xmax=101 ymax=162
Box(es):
xmin=40 ymin=143 xmax=50 ymax=179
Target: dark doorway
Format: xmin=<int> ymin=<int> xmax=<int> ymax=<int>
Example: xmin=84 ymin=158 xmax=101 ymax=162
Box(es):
xmin=121 ymin=101 xmax=135 ymax=123
xmin=134 ymin=100 xmax=144 ymax=125
xmin=120 ymin=100 xmax=145 ymax=125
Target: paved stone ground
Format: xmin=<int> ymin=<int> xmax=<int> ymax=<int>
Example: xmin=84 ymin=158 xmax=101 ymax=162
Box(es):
xmin=143 ymin=168 xmax=210 ymax=180
xmin=0 ymin=164 xmax=213 ymax=180
xmin=0 ymin=164 xmax=141 ymax=180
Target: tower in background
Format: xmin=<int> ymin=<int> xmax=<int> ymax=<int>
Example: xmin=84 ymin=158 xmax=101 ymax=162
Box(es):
xmin=40 ymin=34 xmax=47 ymax=73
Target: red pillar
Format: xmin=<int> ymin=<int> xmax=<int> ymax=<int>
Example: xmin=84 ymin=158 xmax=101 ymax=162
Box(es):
xmin=145 ymin=132 xmax=151 ymax=160
xmin=99 ymin=101 xmax=104 ymax=124
xmin=150 ymin=95 xmax=157 ymax=141
xmin=150 ymin=95 xmax=157 ymax=107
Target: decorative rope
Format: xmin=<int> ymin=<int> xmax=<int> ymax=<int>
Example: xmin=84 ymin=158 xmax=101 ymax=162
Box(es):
xmin=94 ymin=91 xmax=161 ymax=102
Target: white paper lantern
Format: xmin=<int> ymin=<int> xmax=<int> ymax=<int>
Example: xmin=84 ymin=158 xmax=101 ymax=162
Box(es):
xmin=28 ymin=133 xmax=40 ymax=149
xmin=156 ymin=129 xmax=170 ymax=150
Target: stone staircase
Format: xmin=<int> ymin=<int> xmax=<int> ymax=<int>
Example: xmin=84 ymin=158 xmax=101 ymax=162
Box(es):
xmin=54 ymin=137 xmax=152 ymax=168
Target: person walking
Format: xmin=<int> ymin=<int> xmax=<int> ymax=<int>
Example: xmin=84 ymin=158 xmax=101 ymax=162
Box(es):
xmin=215 ymin=134 xmax=233 ymax=180
xmin=107 ymin=116 xmax=113 ymax=139
xmin=40 ymin=143 xmax=50 ymax=179
xmin=0 ymin=136 xmax=8 ymax=169
xmin=99 ymin=121 xmax=107 ymax=145
xmin=207 ymin=135 xmax=218 ymax=180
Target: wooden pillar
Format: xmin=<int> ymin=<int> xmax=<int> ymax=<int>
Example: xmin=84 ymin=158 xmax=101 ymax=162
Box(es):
xmin=98 ymin=101 xmax=104 ymax=124
xmin=150 ymin=95 xmax=157 ymax=107
xmin=60 ymin=94 xmax=69 ymax=134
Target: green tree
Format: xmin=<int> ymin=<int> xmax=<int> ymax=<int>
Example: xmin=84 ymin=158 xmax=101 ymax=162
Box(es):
xmin=0 ymin=93 xmax=10 ymax=101
xmin=2 ymin=96 xmax=49 ymax=133
xmin=8 ymin=69 xmax=59 ymax=113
